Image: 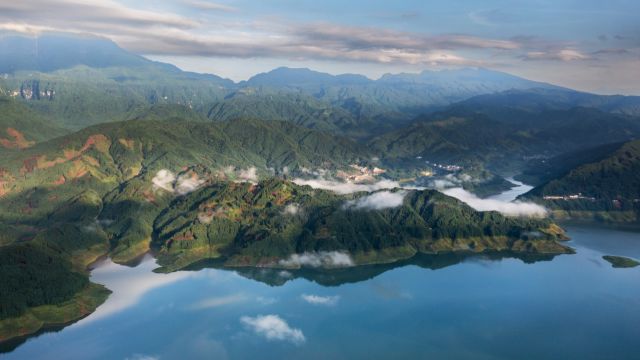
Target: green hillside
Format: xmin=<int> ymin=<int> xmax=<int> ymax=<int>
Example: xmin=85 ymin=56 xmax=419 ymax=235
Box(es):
xmin=370 ymin=107 xmax=640 ymax=172
xmin=0 ymin=97 xmax=68 ymax=149
xmin=152 ymin=178 xmax=571 ymax=272
xmin=523 ymin=140 xmax=640 ymax=223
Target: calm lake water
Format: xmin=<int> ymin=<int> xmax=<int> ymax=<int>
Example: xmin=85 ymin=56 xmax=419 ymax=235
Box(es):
xmin=2 ymin=225 xmax=639 ymax=360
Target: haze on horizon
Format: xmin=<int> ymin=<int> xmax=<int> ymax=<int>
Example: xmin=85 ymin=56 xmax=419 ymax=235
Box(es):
xmin=0 ymin=0 xmax=639 ymax=95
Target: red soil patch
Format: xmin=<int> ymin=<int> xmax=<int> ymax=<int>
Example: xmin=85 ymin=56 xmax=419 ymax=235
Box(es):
xmin=52 ymin=175 xmax=66 ymax=185
xmin=0 ymin=128 xmax=35 ymax=149
xmin=66 ymin=160 xmax=89 ymax=179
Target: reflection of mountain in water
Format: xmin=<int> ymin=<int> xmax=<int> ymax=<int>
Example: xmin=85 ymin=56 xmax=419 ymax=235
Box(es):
xmin=185 ymin=252 xmax=558 ymax=287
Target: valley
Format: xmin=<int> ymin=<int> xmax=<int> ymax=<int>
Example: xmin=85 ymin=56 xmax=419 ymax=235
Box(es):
xmin=0 ymin=30 xmax=639 ymax=358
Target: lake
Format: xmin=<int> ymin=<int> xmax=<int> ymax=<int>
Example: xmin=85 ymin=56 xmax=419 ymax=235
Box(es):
xmin=2 ymin=180 xmax=639 ymax=360
xmin=1 ymin=225 xmax=638 ymax=359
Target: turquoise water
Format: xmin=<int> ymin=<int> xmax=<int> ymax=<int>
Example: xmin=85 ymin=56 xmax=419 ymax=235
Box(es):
xmin=2 ymin=226 xmax=639 ymax=359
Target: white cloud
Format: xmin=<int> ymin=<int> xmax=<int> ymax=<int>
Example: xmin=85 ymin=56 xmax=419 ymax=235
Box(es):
xmin=292 ymin=178 xmax=405 ymax=194
xmin=182 ymin=0 xmax=238 ymax=12
xmin=279 ymin=251 xmax=354 ymax=268
xmin=301 ymin=294 xmax=340 ymax=306
xmin=240 ymin=315 xmax=305 ymax=344
xmin=175 ymin=173 xmax=205 ymax=195
xmin=152 ymin=169 xmax=204 ymax=195
xmin=189 ymin=293 xmax=247 ymax=310
xmin=236 ymin=167 xmax=258 ymax=183
xmin=76 ymin=255 xmax=193 ymax=326
xmin=524 ymin=48 xmax=589 ymax=61
xmin=344 ymin=191 xmax=406 ymax=210
xmin=442 ymin=187 xmax=547 ymax=217
xmin=152 ymin=169 xmax=176 ymax=192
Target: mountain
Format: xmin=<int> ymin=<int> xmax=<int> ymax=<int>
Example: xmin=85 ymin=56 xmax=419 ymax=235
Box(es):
xmin=0 ymin=34 xmax=150 ymax=73
xmin=0 ymin=97 xmax=67 ymax=149
xmin=522 ymin=139 xmax=640 ymax=223
xmin=370 ymin=106 xmax=640 ymax=172
xmin=516 ymin=142 xmax=627 ymax=186
xmin=206 ymin=90 xmax=373 ymax=136
xmin=0 ymin=114 xmax=371 ymax=260
xmin=151 ymin=178 xmax=570 ymax=272
xmin=244 ymin=67 xmax=560 ymax=125
xmin=457 ymin=88 xmax=640 ymax=117
xmin=4 ymin=33 xmax=640 ymax=142
xmin=244 ymin=67 xmax=371 ymax=88
xmin=0 ymin=35 xmax=234 ymax=129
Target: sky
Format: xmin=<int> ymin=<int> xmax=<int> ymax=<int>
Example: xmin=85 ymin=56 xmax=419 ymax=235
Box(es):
xmin=0 ymin=0 xmax=639 ymax=94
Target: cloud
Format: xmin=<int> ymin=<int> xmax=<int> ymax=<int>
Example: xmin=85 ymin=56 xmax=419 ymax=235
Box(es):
xmin=152 ymin=169 xmax=204 ymax=195
xmin=240 ymin=315 xmax=305 ymax=344
xmin=182 ymin=0 xmax=237 ymax=12
xmin=176 ymin=173 xmax=205 ymax=195
xmin=279 ymin=251 xmax=354 ymax=268
xmin=0 ymin=2 xmax=523 ymax=67
xmin=523 ymin=49 xmax=590 ymax=61
xmin=292 ymin=178 xmax=404 ymax=194
xmin=189 ymin=293 xmax=247 ymax=310
xmin=344 ymin=191 xmax=406 ymax=210
xmin=0 ymin=0 xmax=197 ymax=30
xmin=237 ymin=167 xmax=258 ymax=183
xmin=76 ymin=255 xmax=192 ymax=326
xmin=301 ymin=294 xmax=340 ymax=306
xmin=442 ymin=187 xmax=547 ymax=217
xmin=152 ymin=169 xmax=176 ymax=192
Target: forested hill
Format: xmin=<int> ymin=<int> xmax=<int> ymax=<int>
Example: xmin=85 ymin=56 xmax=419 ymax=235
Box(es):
xmin=522 ymin=139 xmax=640 ymax=222
xmin=526 ymin=140 xmax=640 ymax=201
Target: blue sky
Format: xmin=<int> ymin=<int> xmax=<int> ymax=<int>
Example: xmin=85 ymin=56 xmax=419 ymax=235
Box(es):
xmin=1 ymin=0 xmax=639 ymax=93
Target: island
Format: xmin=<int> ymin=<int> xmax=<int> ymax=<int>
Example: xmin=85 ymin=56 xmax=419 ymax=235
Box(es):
xmin=602 ymin=255 xmax=640 ymax=268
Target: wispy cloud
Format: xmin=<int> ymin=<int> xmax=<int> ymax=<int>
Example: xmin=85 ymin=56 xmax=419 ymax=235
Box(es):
xmin=182 ymin=0 xmax=237 ymax=12
xmin=344 ymin=191 xmax=406 ymax=210
xmin=0 ymin=1 xmax=518 ymax=67
xmin=1 ymin=1 xmax=637 ymax=93
xmin=301 ymin=294 xmax=340 ymax=306
xmin=279 ymin=251 xmax=354 ymax=268
xmin=442 ymin=187 xmax=547 ymax=217
xmin=523 ymin=48 xmax=590 ymax=62
xmin=292 ymin=178 xmax=405 ymax=194
xmin=240 ymin=315 xmax=305 ymax=344
xmin=189 ymin=293 xmax=247 ymax=310
xmin=76 ymin=255 xmax=192 ymax=326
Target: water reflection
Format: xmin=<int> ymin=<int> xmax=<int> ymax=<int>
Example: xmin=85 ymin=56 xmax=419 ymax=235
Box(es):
xmin=186 ymin=252 xmax=558 ymax=287
xmin=3 ymin=226 xmax=639 ymax=359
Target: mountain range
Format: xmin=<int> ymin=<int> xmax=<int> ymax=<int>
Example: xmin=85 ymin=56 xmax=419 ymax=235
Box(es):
xmin=0 ymin=32 xmax=639 ymax=342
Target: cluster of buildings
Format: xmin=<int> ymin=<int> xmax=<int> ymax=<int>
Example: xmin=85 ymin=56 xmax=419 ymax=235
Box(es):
xmin=424 ymin=160 xmax=462 ymax=172
xmin=543 ymin=193 xmax=596 ymax=201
